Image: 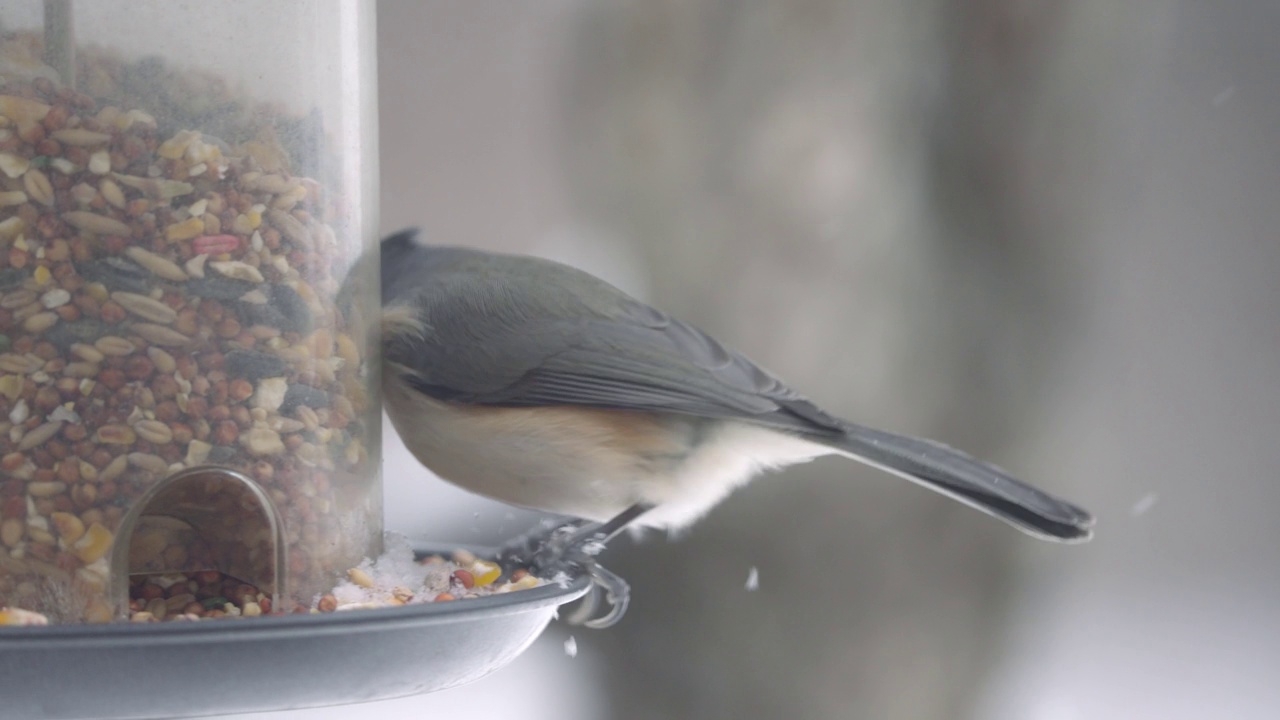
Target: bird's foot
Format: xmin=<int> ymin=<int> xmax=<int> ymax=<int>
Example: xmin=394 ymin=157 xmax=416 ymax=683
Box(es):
xmin=497 ymin=504 xmax=652 ymax=629
xmin=562 ymin=558 xmax=631 ymax=629
xmin=496 ymin=517 xmax=557 ymax=570
xmin=498 ymin=504 xmax=654 ymax=629
xmin=532 ymin=531 xmax=631 ymax=629
xmin=495 ymin=516 xmax=593 ymax=573
xmin=497 ymin=518 xmax=630 ymax=628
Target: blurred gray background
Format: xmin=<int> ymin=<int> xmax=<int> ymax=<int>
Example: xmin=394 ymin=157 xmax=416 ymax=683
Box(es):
xmin=247 ymin=0 xmax=1280 ymax=718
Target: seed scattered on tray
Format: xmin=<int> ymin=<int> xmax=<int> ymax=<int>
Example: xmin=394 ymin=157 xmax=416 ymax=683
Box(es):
xmin=0 ymin=605 xmax=48 ymax=625
xmin=311 ymin=534 xmax=545 ymax=612
xmin=93 ymin=534 xmax=549 ymax=623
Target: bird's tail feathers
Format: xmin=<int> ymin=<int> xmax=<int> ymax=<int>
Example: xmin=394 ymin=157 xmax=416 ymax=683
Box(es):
xmin=819 ymin=422 xmax=1094 ymax=542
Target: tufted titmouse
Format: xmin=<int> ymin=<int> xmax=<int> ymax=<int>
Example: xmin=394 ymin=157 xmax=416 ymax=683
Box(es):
xmin=378 ymin=229 xmax=1093 ymax=625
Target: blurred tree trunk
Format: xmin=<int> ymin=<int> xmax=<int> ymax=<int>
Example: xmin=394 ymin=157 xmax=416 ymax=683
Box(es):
xmin=554 ymin=1 xmax=1082 ymax=718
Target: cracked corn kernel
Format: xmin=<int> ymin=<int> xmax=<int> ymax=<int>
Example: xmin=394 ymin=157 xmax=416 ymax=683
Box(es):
xmin=72 ymin=522 xmax=113 ymax=563
xmin=165 ymin=216 xmax=204 ymax=243
xmin=471 ymin=560 xmax=501 ymax=587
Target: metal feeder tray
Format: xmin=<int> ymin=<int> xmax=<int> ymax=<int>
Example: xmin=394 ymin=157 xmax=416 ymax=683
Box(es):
xmin=0 ymin=546 xmax=591 ymax=719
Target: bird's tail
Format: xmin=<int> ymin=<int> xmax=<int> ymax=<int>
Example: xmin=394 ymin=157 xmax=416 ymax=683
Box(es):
xmin=821 ymin=422 xmax=1094 ymax=542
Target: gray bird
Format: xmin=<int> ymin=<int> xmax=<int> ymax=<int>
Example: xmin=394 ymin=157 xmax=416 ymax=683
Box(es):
xmin=378 ymin=229 xmax=1093 ymax=625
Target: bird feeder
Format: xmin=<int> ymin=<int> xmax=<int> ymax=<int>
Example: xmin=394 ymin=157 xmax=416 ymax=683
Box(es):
xmin=0 ymin=0 xmax=383 ymax=624
xmin=0 ymin=3 xmax=591 ymax=716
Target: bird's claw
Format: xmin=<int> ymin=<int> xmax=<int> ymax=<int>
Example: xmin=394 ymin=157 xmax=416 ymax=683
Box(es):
xmin=572 ymin=559 xmax=630 ymax=629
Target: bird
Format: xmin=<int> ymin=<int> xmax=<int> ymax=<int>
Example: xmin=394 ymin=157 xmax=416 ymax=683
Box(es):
xmin=377 ymin=229 xmax=1094 ymax=626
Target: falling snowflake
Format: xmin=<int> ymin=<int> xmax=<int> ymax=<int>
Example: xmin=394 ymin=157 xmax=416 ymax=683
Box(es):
xmin=1130 ymin=493 xmax=1159 ymax=517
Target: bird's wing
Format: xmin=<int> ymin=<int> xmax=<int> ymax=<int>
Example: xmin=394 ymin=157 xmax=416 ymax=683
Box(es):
xmin=383 ymin=270 xmax=845 ymax=436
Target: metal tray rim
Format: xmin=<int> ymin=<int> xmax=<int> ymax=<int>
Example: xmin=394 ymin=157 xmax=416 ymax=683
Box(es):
xmin=0 ymin=547 xmax=591 ymax=647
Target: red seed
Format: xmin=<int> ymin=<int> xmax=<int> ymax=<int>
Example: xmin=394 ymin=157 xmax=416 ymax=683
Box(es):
xmin=434 ymin=593 xmax=456 ymax=603
xmin=192 ymin=235 xmax=240 ymax=255
xmin=452 ymin=569 xmax=475 ymax=589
